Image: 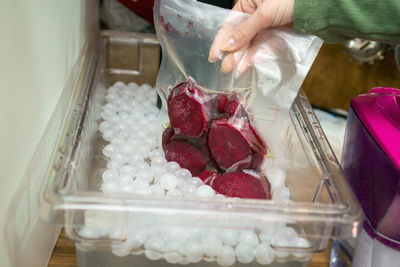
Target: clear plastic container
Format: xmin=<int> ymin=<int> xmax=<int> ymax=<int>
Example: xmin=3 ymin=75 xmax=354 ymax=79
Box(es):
xmin=40 ymin=31 xmax=362 ymax=267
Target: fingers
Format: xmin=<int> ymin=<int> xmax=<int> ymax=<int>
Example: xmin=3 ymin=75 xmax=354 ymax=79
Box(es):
xmin=235 ymin=51 xmax=251 ymax=77
xmin=220 ymin=0 xmax=295 ymax=53
xmin=235 ymin=30 xmax=271 ymax=77
xmin=220 ymin=7 xmax=269 ymax=53
xmin=209 ymin=23 xmax=233 ymax=62
xmin=209 ymin=10 xmax=248 ymax=63
xmin=221 ymin=46 xmax=247 ymax=73
xmin=210 ymin=0 xmax=295 ymax=74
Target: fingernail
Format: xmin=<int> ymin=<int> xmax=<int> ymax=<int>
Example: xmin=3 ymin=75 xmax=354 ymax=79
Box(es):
xmin=208 ymin=50 xmax=223 ymax=63
xmin=221 ymin=38 xmax=235 ymax=51
xmin=235 ymin=58 xmax=250 ymax=78
xmin=233 ymin=51 xmax=242 ymax=64
xmin=221 ymin=53 xmax=234 ymax=73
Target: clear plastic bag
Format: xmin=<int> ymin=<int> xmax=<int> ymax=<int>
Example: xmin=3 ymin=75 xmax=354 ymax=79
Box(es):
xmin=154 ymin=0 xmax=323 ymax=196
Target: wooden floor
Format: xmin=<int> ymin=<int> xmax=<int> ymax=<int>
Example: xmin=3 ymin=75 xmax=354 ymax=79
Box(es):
xmin=47 ymin=43 xmax=399 ymax=266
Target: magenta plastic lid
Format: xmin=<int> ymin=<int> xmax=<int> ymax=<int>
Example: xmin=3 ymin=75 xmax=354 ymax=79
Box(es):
xmin=350 ymin=87 xmax=400 ymax=171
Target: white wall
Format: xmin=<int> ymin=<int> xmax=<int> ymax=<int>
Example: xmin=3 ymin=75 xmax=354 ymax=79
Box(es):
xmin=0 ymin=0 xmax=98 ymax=266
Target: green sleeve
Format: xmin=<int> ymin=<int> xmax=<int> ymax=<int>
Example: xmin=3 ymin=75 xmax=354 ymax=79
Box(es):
xmin=294 ymin=0 xmax=400 ymax=43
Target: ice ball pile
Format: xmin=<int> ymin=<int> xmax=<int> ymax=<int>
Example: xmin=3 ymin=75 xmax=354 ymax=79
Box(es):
xmin=99 ymin=82 xmax=218 ymax=198
xmin=94 ymin=81 xmax=309 ymax=266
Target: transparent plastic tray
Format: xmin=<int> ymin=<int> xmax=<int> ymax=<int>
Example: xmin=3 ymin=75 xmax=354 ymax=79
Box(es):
xmin=40 ymin=31 xmax=362 ymax=264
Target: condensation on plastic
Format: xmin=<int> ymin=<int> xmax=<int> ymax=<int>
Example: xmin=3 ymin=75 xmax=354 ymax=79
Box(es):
xmin=154 ymin=0 xmax=323 ymax=170
xmin=100 ymin=0 xmax=155 ymax=33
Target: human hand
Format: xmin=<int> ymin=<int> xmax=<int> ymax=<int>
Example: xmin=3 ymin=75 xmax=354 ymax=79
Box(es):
xmin=209 ymin=0 xmax=295 ymax=74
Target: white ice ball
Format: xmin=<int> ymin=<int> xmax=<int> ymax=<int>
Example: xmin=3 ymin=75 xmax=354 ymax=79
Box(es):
xmin=115 ymin=121 xmax=129 ymax=132
xmin=164 ymin=241 xmax=184 ymax=264
xmin=182 ymin=183 xmax=197 ymax=197
xmin=103 ymin=144 xmax=119 ymax=157
xmin=151 ymin=166 xmax=167 ymax=180
xmin=140 ymin=83 xmax=153 ymax=92
xmin=291 ymin=237 xmax=310 ymax=258
xmin=196 ymin=185 xmax=215 ymax=198
xmin=184 ymin=240 xmax=203 ymax=263
xmin=111 ymin=137 xmax=124 ymax=146
xmin=165 ymin=161 xmax=180 ymax=173
xmin=136 ymin=95 xmax=146 ymax=102
xmin=124 ymin=117 xmax=135 ymax=127
xmin=142 ymin=100 xmax=153 ymax=108
xmin=127 ymin=82 xmax=139 ymax=89
xmin=132 ymin=178 xmax=149 ymax=190
xmin=235 ymin=242 xmax=255 ymax=264
xmin=188 ymin=177 xmax=204 ymax=187
xmin=175 ymin=169 xmax=192 ymax=180
xmin=134 ymin=187 xmax=151 ymax=195
xmin=239 ymin=230 xmax=259 ymax=247
xmin=135 ymin=170 xmax=154 ymax=183
xmin=166 ymin=189 xmax=183 ymax=198
xmin=111 ymin=153 xmax=128 ymax=165
xmin=137 ymin=146 xmax=151 ymax=157
xmin=101 ymin=181 xmax=119 ymax=193
xmin=202 ymin=234 xmax=222 ymax=258
xmin=113 ymin=81 xmax=125 ymax=88
xmin=144 ymin=250 xmax=162 ymax=261
xmin=215 ymin=194 xmax=225 ymax=199
xmin=128 ymin=138 xmax=140 ymax=148
xmin=159 ymin=173 xmax=178 ymax=190
xmin=147 ymin=106 xmax=160 ymax=116
xmin=99 ymin=121 xmax=113 ymax=133
xmin=105 ymin=93 xmax=118 ymax=102
xmin=255 ymin=242 xmax=274 ymax=265
xmin=102 ymin=169 xmax=119 ymax=181
xmin=120 ymin=183 xmax=135 ymax=194
xmin=149 ymin=149 xmax=164 ymax=159
xmin=79 ymin=227 xmax=100 ymax=239
xmin=107 ymin=160 xmax=123 ymax=170
xmin=149 ymin=184 xmax=165 ymax=196
xmin=103 ymin=129 xmax=116 ymax=141
xmin=151 ymin=156 xmax=167 ymax=166
xmin=118 ymin=174 xmax=133 ymax=185
xmin=272 ymin=238 xmax=290 ymax=258
xmin=281 ymin=227 xmax=297 ymax=241
xmin=144 ymin=137 xmax=157 ymax=149
xmin=144 ymin=237 xmax=165 ymax=253
xmin=127 ymin=231 xmax=147 ymax=249
xmin=119 ymin=144 xmax=134 ymax=155
xmin=112 ymin=242 xmax=132 ymax=257
xmin=220 ymin=229 xmax=240 ymax=246
xmin=217 ymin=245 xmax=236 ymax=267
xmin=135 ymin=161 xmax=150 ymax=172
xmin=128 ymin=153 xmax=143 ymax=165
xmin=119 ymin=165 xmax=135 ymax=176
xmin=118 ymin=130 xmax=131 ymax=141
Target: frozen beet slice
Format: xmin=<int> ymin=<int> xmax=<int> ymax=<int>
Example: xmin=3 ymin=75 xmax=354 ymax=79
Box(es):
xmin=167 ymin=81 xmax=211 ymax=137
xmin=216 ymin=94 xmax=230 ymax=114
xmin=207 ymin=117 xmax=267 ymax=170
xmin=216 ymin=92 xmax=266 ymax=152
xmin=216 ymin=92 xmax=244 ymax=117
xmin=198 ymin=170 xmax=219 ymax=185
xmin=249 ymin=122 xmax=268 ymax=154
xmin=162 ymin=127 xmax=175 ymax=151
xmin=162 ymin=128 xmax=216 ymax=170
xmin=211 ymin=171 xmax=271 ymax=199
xmin=250 ymin=151 xmax=264 ymax=170
xmin=165 ymin=141 xmax=207 ymax=176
